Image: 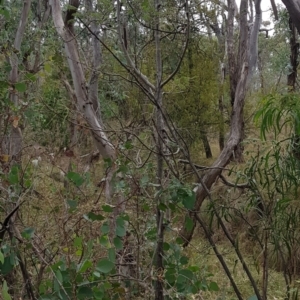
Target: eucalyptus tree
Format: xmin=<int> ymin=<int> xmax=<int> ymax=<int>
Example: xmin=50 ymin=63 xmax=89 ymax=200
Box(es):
xmin=282 ymin=0 xmax=300 ymax=34
xmin=179 ymin=0 xmax=262 ymax=245
xmin=1 ymin=0 xmax=31 ymax=167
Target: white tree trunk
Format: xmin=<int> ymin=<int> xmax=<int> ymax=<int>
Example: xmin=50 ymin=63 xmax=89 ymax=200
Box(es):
xmin=50 ymin=0 xmax=119 ymax=206
xmin=248 ymin=0 xmax=262 ymax=82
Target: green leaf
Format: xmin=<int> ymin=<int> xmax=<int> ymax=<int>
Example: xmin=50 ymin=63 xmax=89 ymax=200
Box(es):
xmin=176 ymin=237 xmax=184 ymax=245
xmin=108 ymin=248 xmax=116 ymax=263
xmin=8 ymin=165 xmax=19 ymax=184
xmin=67 ymin=200 xmax=78 ymax=211
xmin=116 ymin=217 xmax=126 ymax=237
xmin=0 ymin=257 xmax=14 ymax=275
xmin=182 ymin=190 xmax=196 ymax=210
xmin=0 ymin=251 xmax=4 ymax=264
xmin=93 ymin=287 xmax=104 ymax=299
xmin=44 ymin=63 xmax=52 ymax=73
xmin=102 ymin=205 xmax=114 ymax=213
xmin=177 ymin=269 xmax=194 ymax=289
xmin=247 ymin=296 xmax=258 ymax=300
xmin=25 ymin=73 xmax=36 ymax=82
xmin=77 ymin=260 xmax=92 ymax=273
xmin=83 ymin=212 xmax=105 ymax=222
xmin=0 ymin=7 xmax=10 ymax=19
xmin=73 ymin=237 xmax=82 ymax=248
xmin=180 ymin=256 xmax=189 ymax=265
xmin=96 ymin=259 xmax=114 ymax=274
xmin=163 ymin=242 xmax=170 ymax=251
xmin=15 ymin=82 xmax=26 ymax=92
xmin=165 ymin=268 xmax=176 ymax=285
xmin=209 ymin=281 xmax=219 ymax=291
xmin=184 ymin=216 xmax=194 ymax=232
xmin=99 ymin=235 xmax=109 ymax=247
xmin=0 ymin=80 xmax=9 ymax=88
xmin=66 ymin=172 xmax=84 ymax=187
xmin=104 ymin=158 xmax=113 ymax=168
xmin=158 ymin=202 xmax=167 ymax=211
xmin=21 ymin=227 xmax=35 ymax=240
xmin=55 ymin=270 xmax=63 ymax=284
xmin=2 ymin=280 xmax=12 ymax=300
xmin=124 ymin=141 xmax=133 ymax=149
xmin=113 ymin=237 xmax=123 ymax=250
xmin=140 ymin=175 xmax=149 ymax=186
xmin=101 ymin=223 xmax=110 ymax=235
xmin=77 ymin=286 xmax=93 ymax=299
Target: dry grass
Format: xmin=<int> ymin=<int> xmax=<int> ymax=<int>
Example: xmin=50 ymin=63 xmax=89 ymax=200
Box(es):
xmin=2 ymin=124 xmax=299 ymax=299
xmin=185 ymin=237 xmax=289 ymax=300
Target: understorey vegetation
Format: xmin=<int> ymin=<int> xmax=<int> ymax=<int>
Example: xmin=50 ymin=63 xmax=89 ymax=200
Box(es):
xmin=1 ymin=1 xmax=300 ymax=299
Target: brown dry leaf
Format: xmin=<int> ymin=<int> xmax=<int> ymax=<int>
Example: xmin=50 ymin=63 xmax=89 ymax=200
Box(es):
xmin=64 ymin=149 xmax=74 ymax=157
xmin=12 ymin=116 xmax=20 ymax=128
xmin=0 ymin=154 xmax=10 ymax=162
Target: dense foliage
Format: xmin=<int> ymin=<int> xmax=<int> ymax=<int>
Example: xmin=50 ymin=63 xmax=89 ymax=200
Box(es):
xmin=1 ymin=1 xmax=300 ymax=300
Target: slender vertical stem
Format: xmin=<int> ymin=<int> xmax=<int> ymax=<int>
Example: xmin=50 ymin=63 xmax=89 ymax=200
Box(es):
xmin=154 ymin=0 xmax=165 ymax=298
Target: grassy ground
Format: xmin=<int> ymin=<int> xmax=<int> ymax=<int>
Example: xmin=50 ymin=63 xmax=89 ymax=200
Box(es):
xmin=185 ymin=237 xmax=289 ymax=300
xmin=5 ymin=125 xmax=298 ymax=299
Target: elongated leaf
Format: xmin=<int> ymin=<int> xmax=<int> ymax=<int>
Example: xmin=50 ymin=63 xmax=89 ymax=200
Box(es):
xmin=2 ymin=280 xmax=12 ymax=300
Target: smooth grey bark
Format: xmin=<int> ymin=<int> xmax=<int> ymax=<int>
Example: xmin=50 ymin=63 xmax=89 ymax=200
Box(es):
xmin=227 ymin=0 xmax=237 ymax=106
xmin=116 ymin=0 xmax=155 ymax=97
xmin=28 ymin=0 xmax=51 ymax=74
xmin=50 ymin=0 xmax=115 ymax=161
xmin=248 ymin=0 xmax=262 ymax=82
xmin=181 ymin=0 xmax=250 ymax=245
xmin=270 ymin=0 xmax=278 ymax=20
xmin=282 ymin=0 xmax=300 ymax=34
xmin=2 ymin=0 xmax=31 ymax=163
xmin=50 ymin=0 xmax=118 ymax=208
xmin=86 ymin=0 xmax=102 ymax=121
xmin=206 ymin=9 xmax=226 ymax=151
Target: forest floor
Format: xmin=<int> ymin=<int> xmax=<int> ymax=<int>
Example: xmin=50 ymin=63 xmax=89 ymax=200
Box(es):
xmin=16 ymin=128 xmax=298 ymax=300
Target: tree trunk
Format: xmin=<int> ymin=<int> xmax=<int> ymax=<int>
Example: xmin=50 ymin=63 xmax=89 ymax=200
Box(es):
xmin=2 ymin=0 xmax=31 ymax=166
xmin=282 ymin=1 xmax=300 ymax=35
xmin=86 ymin=0 xmax=102 ymax=122
xmin=181 ymin=0 xmax=250 ymax=245
xmin=200 ymin=130 xmax=212 ymax=158
xmin=154 ymin=0 xmax=165 ymax=298
xmin=287 ymin=17 xmax=298 ymax=91
xmin=50 ymin=1 xmax=124 ymax=235
xmin=227 ymin=0 xmax=237 ymax=107
xmin=248 ymin=0 xmax=262 ymax=82
xmin=219 ymin=62 xmax=226 ymax=151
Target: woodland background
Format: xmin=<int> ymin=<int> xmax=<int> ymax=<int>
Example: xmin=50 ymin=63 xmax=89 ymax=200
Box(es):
xmin=1 ymin=0 xmax=300 ymax=299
